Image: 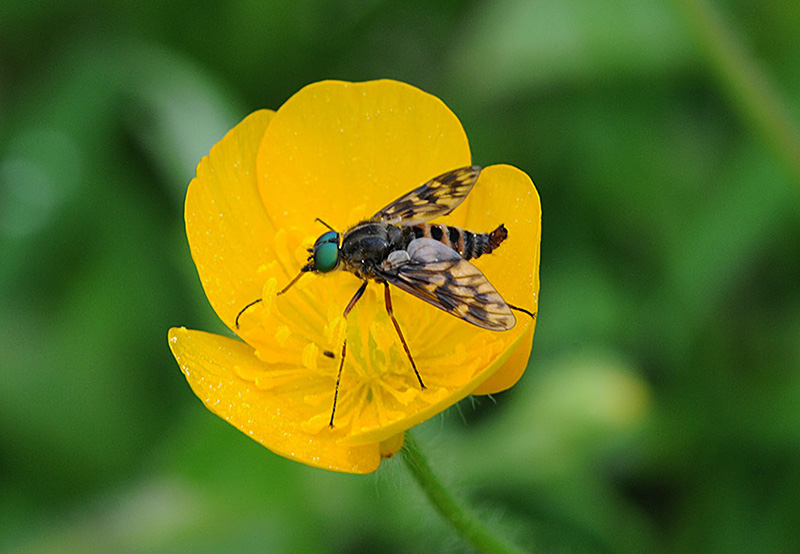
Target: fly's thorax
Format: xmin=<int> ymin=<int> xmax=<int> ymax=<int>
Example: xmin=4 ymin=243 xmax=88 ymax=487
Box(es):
xmin=408 ymin=223 xmax=508 ymax=260
xmin=340 ymin=222 xmax=408 ymax=277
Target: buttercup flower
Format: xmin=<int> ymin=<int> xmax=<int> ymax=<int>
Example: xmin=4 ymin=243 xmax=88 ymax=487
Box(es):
xmin=168 ymin=80 xmax=541 ymax=473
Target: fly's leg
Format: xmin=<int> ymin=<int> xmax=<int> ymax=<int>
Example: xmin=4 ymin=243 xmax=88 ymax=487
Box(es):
xmin=329 ymin=280 xmax=369 ymax=428
xmin=383 ymin=281 xmax=426 ymax=390
xmin=508 ymin=303 xmax=536 ymax=319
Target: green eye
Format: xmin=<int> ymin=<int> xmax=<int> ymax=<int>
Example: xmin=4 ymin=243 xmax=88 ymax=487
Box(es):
xmin=315 ymin=242 xmax=339 ymax=272
xmin=316 ymin=231 xmax=338 ymax=246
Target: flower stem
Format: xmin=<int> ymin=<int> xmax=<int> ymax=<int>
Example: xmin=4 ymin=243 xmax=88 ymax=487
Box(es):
xmin=673 ymin=0 xmax=800 ymax=188
xmin=400 ymin=431 xmax=528 ymax=554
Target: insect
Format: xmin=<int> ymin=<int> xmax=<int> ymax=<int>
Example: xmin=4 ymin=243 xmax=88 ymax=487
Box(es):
xmin=235 ymin=166 xmax=535 ymax=427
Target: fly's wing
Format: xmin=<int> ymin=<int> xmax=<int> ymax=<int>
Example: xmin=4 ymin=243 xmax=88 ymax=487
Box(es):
xmin=378 ymin=238 xmax=515 ymax=330
xmin=371 ymin=166 xmax=481 ymax=225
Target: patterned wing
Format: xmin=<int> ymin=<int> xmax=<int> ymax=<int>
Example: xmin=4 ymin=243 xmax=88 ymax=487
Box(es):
xmin=378 ymin=238 xmax=515 ymax=330
xmin=371 ymin=166 xmax=482 ymax=225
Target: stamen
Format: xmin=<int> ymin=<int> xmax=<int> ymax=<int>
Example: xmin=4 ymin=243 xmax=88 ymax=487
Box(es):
xmin=274 ymin=325 xmax=291 ymax=346
xmin=301 ymin=342 xmax=320 ymax=370
xmin=260 ymin=277 xmax=278 ymax=315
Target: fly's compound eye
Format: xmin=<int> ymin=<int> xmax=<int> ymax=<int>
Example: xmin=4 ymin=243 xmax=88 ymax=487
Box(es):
xmin=314 ymin=231 xmax=339 ymax=247
xmin=313 ymin=231 xmax=340 ymax=273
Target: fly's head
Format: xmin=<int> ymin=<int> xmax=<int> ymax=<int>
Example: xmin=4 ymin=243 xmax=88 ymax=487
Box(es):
xmin=306 ymin=230 xmax=341 ymax=273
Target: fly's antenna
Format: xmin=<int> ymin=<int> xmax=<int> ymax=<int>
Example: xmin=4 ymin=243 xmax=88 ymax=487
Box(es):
xmin=278 ymin=269 xmax=307 ymax=295
xmin=235 ymin=298 xmax=263 ymax=329
xmin=315 ymin=218 xmax=337 ymax=232
xmin=236 ymin=220 xmax=332 ymax=331
xmin=236 ymin=267 xmax=312 ymax=329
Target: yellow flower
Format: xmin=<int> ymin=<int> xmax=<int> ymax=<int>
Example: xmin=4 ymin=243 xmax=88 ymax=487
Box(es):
xmin=168 ymin=80 xmax=541 ymax=474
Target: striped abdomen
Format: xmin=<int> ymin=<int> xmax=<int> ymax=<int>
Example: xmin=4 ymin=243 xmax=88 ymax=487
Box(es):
xmin=408 ymin=223 xmax=508 ymax=260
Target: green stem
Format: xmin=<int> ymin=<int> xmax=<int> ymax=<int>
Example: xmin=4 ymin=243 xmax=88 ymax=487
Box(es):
xmin=400 ymin=431 xmax=528 ymax=554
xmin=673 ymin=0 xmax=800 ymax=188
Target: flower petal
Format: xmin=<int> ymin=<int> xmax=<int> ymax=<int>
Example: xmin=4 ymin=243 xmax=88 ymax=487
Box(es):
xmin=168 ymin=326 xmax=382 ymax=474
xmin=465 ymin=164 xmax=541 ymax=394
xmin=256 ymin=80 xmax=472 ymax=232
xmin=473 ymin=325 xmax=534 ymax=394
xmin=185 ymin=110 xmax=277 ymax=331
xmin=379 ymin=433 xmax=405 ymax=459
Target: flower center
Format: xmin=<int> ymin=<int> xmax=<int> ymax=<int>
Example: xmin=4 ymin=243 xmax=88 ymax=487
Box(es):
xmin=235 ymin=231 xmax=507 ymax=439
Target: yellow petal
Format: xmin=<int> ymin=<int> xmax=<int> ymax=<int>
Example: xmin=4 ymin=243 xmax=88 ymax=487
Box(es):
xmin=256 ymin=80 xmax=472 ymax=233
xmin=472 ymin=325 xmax=534 ymax=394
xmin=185 ymin=110 xmax=278 ymax=331
xmin=379 ymin=432 xmax=405 ymax=459
xmin=462 ymin=164 xmax=541 ymax=394
xmin=168 ymin=327 xmax=382 ymax=474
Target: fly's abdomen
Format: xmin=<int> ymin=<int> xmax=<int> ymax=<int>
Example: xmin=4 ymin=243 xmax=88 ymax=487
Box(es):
xmin=409 ymin=223 xmax=508 ymax=260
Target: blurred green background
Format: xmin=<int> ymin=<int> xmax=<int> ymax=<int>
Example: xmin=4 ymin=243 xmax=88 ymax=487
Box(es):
xmin=2 ymin=0 xmax=799 ymax=552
